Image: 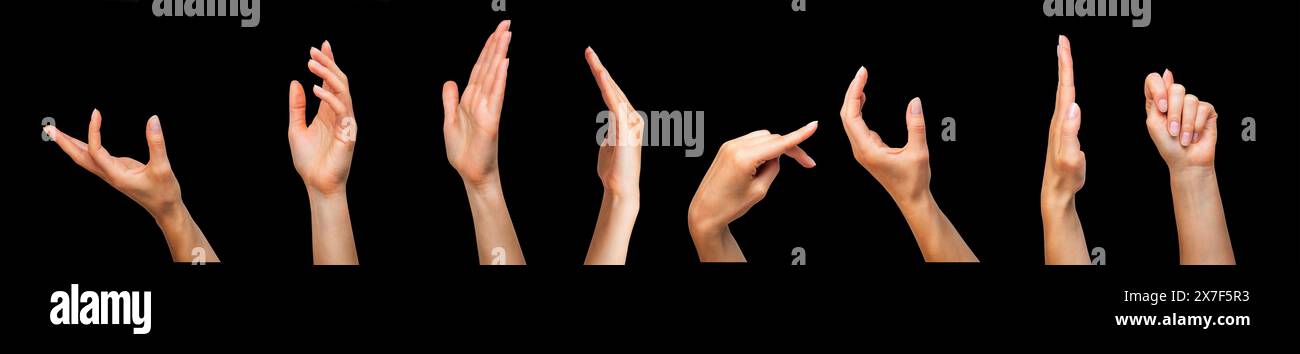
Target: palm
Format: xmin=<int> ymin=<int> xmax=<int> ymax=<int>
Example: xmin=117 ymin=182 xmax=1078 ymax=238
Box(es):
xmin=445 ymin=101 xmax=501 ymax=184
xmin=861 ymin=145 xmax=931 ymax=198
xmin=290 ymin=112 xmax=353 ymax=194
xmin=114 ymin=158 xmax=180 ymax=207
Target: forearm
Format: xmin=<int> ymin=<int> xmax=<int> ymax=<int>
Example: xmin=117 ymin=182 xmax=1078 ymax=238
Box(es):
xmin=464 ymin=175 xmax=525 ymax=265
xmin=308 ymin=189 xmax=358 ymax=265
xmin=586 ymin=191 xmax=639 ymax=265
xmin=1040 ymin=191 xmax=1090 ymax=264
xmin=1170 ymin=167 xmax=1234 ymax=265
xmin=152 ymin=201 xmax=219 ymax=263
xmin=896 ymin=191 xmax=977 ymax=262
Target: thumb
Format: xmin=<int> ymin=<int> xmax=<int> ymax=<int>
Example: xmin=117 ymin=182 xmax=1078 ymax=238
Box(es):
xmin=289 ymin=80 xmax=307 ymax=131
xmin=1060 ymin=103 xmax=1082 ymax=153
xmin=146 ymin=115 xmax=169 ymax=166
xmin=905 ymin=97 xmax=927 ymax=149
xmin=442 ymin=81 xmax=460 ymax=130
xmin=1202 ymin=103 xmax=1219 ymax=143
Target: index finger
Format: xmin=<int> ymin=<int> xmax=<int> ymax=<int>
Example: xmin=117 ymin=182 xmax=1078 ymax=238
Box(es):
xmin=1055 ymin=35 xmax=1075 ymax=115
xmin=750 ymin=121 xmax=819 ymax=162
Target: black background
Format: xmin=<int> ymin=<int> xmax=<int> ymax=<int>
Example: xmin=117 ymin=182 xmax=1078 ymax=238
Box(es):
xmin=8 ymin=0 xmax=1298 ymax=339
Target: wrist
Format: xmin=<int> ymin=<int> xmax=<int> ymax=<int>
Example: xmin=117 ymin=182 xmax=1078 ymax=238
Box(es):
xmin=687 ymin=208 xmax=724 ymax=242
xmin=307 ymin=186 xmax=348 ymax=203
xmin=463 ymin=172 xmax=503 ymax=195
xmin=603 ymin=186 xmax=640 ymax=208
xmin=149 ymin=199 xmax=188 ymax=230
xmin=1170 ymin=165 xmax=1216 ymax=182
xmin=893 ymin=188 xmax=934 ymax=214
xmin=1040 ymin=185 xmax=1076 ymax=213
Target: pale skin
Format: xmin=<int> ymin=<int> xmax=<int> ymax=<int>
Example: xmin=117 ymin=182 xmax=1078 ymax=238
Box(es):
xmin=1143 ymin=69 xmax=1234 ymax=265
xmin=839 ymin=67 xmax=977 ymax=262
xmin=687 ymin=122 xmax=819 ymax=262
xmin=442 ymin=20 xmax=525 ymax=265
xmin=583 ymin=47 xmax=643 ymax=265
xmin=46 ymin=110 xmax=219 ymax=263
xmin=288 ymin=40 xmax=359 ymax=265
xmin=1042 ymin=35 xmax=1090 ymax=265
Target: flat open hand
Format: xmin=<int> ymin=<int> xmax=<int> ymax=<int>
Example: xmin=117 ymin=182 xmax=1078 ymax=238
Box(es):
xmin=444 ymin=20 xmax=512 ymax=187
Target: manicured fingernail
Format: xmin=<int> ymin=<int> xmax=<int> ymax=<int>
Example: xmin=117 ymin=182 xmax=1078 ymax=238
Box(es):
xmin=44 ymin=125 xmax=57 ymax=142
xmin=148 ymin=115 xmax=161 ymax=133
xmin=857 ymin=66 xmax=866 ymax=76
xmin=1067 ymin=102 xmax=1079 ymax=120
xmin=1193 ymin=132 xmax=1201 ymax=143
xmin=808 ymin=120 xmax=819 ymax=128
xmin=1158 ymin=99 xmax=1168 ymax=113
xmin=1169 ymin=120 xmax=1180 ymax=136
xmin=1180 ymin=131 xmax=1192 ymax=146
xmin=910 ymin=97 xmax=923 ymax=115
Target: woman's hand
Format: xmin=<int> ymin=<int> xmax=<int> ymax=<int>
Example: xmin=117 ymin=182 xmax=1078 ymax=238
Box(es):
xmin=839 ymin=67 xmax=976 ymax=262
xmin=584 ymin=47 xmax=644 ymax=265
xmin=46 ymin=110 xmax=218 ymax=263
xmin=1143 ymin=70 xmax=1234 ymax=265
xmin=1143 ymin=70 xmax=1218 ymax=172
xmin=288 ymin=40 xmax=359 ymax=265
xmin=444 ymin=20 xmax=512 ymax=188
xmin=1041 ymin=35 xmax=1090 ymax=265
xmin=289 ymin=40 xmax=357 ymax=198
xmin=443 ymin=21 xmax=525 ymax=265
xmin=687 ymin=122 xmax=818 ymax=262
xmin=840 ymin=67 xmax=931 ymax=207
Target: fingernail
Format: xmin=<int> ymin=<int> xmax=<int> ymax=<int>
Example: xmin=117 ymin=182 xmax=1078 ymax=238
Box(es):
xmin=1158 ymin=99 xmax=1168 ymax=113
xmin=149 ymin=115 xmax=161 ymax=133
xmin=1058 ymin=35 xmax=1064 ymax=46
xmin=1180 ymin=131 xmax=1192 ymax=146
xmin=44 ymin=125 xmax=57 ymax=142
xmin=1193 ymin=132 xmax=1201 ymax=143
xmin=808 ymin=120 xmax=819 ymax=128
xmin=857 ymin=66 xmax=866 ymax=76
xmin=1169 ymin=120 xmax=1180 ymax=136
xmin=1067 ymin=102 xmax=1079 ymax=120
xmin=910 ymin=97 xmax=923 ymax=115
